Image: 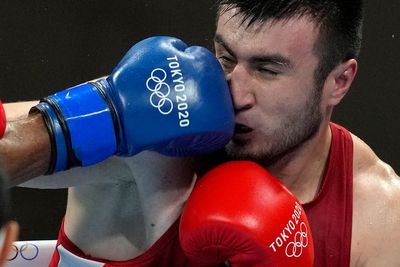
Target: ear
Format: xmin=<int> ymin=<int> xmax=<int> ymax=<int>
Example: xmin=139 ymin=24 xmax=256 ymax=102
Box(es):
xmin=325 ymin=59 xmax=358 ymax=106
xmin=0 ymin=221 xmax=19 ymax=266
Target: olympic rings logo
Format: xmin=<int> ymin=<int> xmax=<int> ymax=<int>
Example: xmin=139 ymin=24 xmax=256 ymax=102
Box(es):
xmin=7 ymin=242 xmax=39 ymax=261
xmin=285 ymin=222 xmax=309 ymax=258
xmin=146 ymin=68 xmax=174 ymax=115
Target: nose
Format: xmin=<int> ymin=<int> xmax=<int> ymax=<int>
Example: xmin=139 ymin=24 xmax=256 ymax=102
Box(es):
xmin=226 ymin=64 xmax=255 ymax=112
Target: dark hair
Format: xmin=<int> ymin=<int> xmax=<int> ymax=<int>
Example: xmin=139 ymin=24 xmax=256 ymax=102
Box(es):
xmin=0 ymin=168 xmax=11 ymax=228
xmin=216 ymin=0 xmax=364 ymax=87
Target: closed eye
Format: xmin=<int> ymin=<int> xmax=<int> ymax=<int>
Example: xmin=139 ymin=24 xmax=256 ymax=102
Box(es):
xmin=258 ymin=68 xmax=280 ymax=75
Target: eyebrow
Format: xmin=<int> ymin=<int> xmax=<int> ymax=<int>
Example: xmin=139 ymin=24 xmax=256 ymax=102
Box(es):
xmin=214 ymin=34 xmax=235 ymax=57
xmin=214 ymin=33 xmax=293 ymax=70
xmin=250 ymin=55 xmax=293 ymax=70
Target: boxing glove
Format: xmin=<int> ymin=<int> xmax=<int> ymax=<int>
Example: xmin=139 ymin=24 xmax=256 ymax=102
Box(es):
xmin=32 ymin=36 xmax=234 ymax=173
xmin=180 ymin=161 xmax=314 ymax=267
xmin=0 ymin=101 xmax=5 ymax=138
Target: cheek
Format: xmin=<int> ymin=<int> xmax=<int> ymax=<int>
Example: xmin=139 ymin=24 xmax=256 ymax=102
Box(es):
xmin=254 ymin=93 xmax=292 ymax=132
xmin=255 ymin=83 xmax=303 ymax=115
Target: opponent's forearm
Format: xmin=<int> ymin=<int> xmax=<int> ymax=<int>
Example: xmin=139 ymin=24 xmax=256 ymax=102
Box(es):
xmin=0 ymin=113 xmax=51 ymax=186
xmin=4 ymin=101 xmax=39 ymax=120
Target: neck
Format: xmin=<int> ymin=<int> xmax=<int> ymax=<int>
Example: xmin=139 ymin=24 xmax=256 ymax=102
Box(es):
xmin=266 ymin=121 xmax=332 ymax=203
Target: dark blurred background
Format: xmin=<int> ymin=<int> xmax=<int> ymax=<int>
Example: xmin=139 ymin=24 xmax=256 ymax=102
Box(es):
xmin=0 ymin=0 xmax=398 ymax=240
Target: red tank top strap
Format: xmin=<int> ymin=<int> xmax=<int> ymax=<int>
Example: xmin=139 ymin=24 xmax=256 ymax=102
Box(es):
xmin=303 ymin=122 xmax=353 ymax=267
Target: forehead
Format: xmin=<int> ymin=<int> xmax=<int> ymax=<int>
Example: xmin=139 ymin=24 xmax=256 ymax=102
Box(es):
xmin=215 ymin=8 xmax=320 ymax=63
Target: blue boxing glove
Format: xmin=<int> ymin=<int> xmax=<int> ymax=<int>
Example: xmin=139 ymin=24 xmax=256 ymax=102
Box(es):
xmin=32 ymin=36 xmax=234 ymax=174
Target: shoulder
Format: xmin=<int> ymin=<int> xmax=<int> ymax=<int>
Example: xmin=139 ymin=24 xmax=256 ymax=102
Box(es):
xmin=350 ymin=133 xmax=400 ymax=266
xmin=351 ymin=133 xmax=399 ymax=197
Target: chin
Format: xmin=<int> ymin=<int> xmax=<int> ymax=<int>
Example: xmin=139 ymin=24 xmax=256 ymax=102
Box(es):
xmin=225 ymin=139 xmax=264 ymax=161
xmin=225 ymin=138 xmax=290 ymax=166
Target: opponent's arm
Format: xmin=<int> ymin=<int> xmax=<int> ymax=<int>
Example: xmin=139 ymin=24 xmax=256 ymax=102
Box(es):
xmin=0 ymin=111 xmax=51 ymax=186
xmin=0 ymin=101 xmax=131 ymax=188
xmin=0 ymin=36 xmax=234 ymax=187
xmin=3 ymin=101 xmax=39 ymax=121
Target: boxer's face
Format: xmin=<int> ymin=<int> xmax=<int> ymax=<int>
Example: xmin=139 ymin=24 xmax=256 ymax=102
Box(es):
xmin=215 ymin=8 xmax=324 ymax=164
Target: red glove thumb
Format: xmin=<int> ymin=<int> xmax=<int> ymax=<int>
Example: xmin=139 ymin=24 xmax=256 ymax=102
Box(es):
xmin=179 ymin=161 xmax=314 ymax=267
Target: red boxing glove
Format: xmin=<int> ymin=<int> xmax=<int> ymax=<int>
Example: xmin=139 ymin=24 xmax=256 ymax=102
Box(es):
xmin=0 ymin=100 xmax=5 ymax=138
xmin=180 ymin=161 xmax=314 ymax=267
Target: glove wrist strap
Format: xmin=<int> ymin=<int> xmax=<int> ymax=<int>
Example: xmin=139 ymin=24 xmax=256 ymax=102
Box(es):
xmin=33 ymin=82 xmax=117 ymax=173
xmin=30 ymin=102 xmax=69 ymax=174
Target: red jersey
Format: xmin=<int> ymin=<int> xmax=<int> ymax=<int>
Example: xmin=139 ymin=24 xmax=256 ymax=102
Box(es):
xmin=303 ymin=123 xmax=353 ymax=267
